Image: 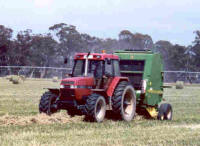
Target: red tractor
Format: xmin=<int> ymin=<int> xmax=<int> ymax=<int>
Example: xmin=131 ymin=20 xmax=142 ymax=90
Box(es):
xmin=39 ymin=52 xmax=136 ymax=122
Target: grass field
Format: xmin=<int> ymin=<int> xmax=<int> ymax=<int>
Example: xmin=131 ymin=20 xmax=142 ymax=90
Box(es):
xmin=0 ymin=78 xmax=200 ymax=146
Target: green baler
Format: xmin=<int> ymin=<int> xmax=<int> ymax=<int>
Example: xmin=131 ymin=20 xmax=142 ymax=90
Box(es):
xmin=114 ymin=50 xmax=172 ymax=120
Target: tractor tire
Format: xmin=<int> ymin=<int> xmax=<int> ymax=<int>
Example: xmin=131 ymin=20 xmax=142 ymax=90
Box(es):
xmin=39 ymin=91 xmax=58 ymax=115
xmin=112 ymin=81 xmax=136 ymax=122
xmin=157 ymin=103 xmax=173 ymax=120
xmin=67 ymin=109 xmax=76 ymax=117
xmin=85 ymin=93 xmax=106 ymax=122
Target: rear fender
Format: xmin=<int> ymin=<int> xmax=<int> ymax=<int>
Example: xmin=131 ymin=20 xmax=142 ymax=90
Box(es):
xmin=106 ymin=77 xmax=129 ymax=97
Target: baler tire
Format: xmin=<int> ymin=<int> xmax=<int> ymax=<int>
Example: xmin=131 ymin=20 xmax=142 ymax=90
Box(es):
xmin=85 ymin=93 xmax=106 ymax=122
xmin=39 ymin=91 xmax=57 ymax=115
xmin=112 ymin=81 xmax=136 ymax=122
xmin=157 ymin=103 xmax=173 ymax=120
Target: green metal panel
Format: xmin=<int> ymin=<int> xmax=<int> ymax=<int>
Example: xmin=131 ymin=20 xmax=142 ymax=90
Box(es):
xmin=145 ymin=54 xmax=163 ymax=106
xmin=114 ymin=50 xmax=163 ymax=108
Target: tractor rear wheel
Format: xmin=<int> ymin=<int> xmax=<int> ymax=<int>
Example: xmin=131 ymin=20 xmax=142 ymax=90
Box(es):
xmin=112 ymin=81 xmax=136 ymax=121
xmin=85 ymin=93 xmax=106 ymax=122
xmin=39 ymin=91 xmax=58 ymax=115
xmin=157 ymin=103 xmax=173 ymax=120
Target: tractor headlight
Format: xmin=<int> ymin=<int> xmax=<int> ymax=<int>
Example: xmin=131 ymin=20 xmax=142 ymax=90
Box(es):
xmin=60 ymin=85 xmax=65 ymax=89
xmin=70 ymin=85 xmax=77 ymax=89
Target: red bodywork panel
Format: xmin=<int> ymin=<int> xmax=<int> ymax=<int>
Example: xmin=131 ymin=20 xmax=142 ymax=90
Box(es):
xmin=61 ymin=77 xmax=94 ymax=86
xmin=74 ymin=53 xmax=119 ymax=60
xmin=75 ymin=88 xmax=91 ymax=101
xmin=60 ymin=77 xmax=129 ymax=100
xmin=106 ymin=77 xmax=129 ymax=97
xmin=61 ymin=77 xmax=94 ymax=101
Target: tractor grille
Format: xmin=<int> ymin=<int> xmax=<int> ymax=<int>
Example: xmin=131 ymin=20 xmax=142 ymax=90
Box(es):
xmin=60 ymin=89 xmax=75 ymax=100
xmin=63 ymin=85 xmax=70 ymax=88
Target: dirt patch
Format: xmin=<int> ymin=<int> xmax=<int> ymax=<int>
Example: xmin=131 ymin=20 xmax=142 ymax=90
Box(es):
xmin=0 ymin=112 xmax=83 ymax=126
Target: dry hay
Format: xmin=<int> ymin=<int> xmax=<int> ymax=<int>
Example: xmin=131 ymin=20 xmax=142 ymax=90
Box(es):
xmin=52 ymin=76 xmax=59 ymax=82
xmin=176 ymin=81 xmax=184 ymax=89
xmin=171 ymin=124 xmax=200 ymax=130
xmin=26 ymin=78 xmax=52 ymax=81
xmin=19 ymin=75 xmax=26 ymax=81
xmin=12 ymin=78 xmax=20 ymax=84
xmin=0 ymin=112 xmax=83 ymax=126
xmin=5 ymin=75 xmax=13 ymax=80
xmin=5 ymin=75 xmax=26 ymax=84
xmin=5 ymin=75 xmax=18 ymax=81
xmin=12 ymin=75 xmax=26 ymax=84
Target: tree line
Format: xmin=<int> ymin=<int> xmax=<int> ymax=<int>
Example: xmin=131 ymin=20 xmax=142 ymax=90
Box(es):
xmin=0 ymin=23 xmax=200 ymax=72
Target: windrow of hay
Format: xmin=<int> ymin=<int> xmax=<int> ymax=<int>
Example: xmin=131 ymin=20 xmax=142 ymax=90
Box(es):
xmin=0 ymin=113 xmax=83 ymax=126
xmin=176 ymin=81 xmax=184 ymax=89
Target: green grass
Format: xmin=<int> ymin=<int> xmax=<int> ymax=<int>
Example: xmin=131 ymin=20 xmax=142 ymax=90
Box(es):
xmin=0 ymin=78 xmax=200 ymax=146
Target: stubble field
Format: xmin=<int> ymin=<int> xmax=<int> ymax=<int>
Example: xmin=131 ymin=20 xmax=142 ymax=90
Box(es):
xmin=0 ymin=78 xmax=200 ymax=146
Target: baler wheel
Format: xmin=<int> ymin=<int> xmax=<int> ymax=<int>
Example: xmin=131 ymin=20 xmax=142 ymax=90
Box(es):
xmin=157 ymin=103 xmax=173 ymax=120
xmin=112 ymin=81 xmax=136 ymax=121
xmin=39 ymin=91 xmax=57 ymax=115
xmin=85 ymin=93 xmax=106 ymax=122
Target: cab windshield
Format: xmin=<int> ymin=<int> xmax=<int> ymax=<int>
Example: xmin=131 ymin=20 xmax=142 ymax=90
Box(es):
xmin=72 ymin=60 xmax=103 ymax=78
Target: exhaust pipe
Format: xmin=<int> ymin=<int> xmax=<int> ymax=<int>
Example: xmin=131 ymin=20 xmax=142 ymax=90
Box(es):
xmin=84 ymin=52 xmax=90 ymax=76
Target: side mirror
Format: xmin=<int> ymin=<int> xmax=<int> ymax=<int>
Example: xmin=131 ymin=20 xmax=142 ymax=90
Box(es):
xmin=64 ymin=58 xmax=68 ymax=64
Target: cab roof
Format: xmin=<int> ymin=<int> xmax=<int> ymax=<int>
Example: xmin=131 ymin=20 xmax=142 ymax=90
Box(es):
xmin=74 ymin=53 xmax=119 ymax=60
xmin=114 ymin=49 xmax=153 ymax=54
xmin=114 ymin=50 xmax=161 ymax=61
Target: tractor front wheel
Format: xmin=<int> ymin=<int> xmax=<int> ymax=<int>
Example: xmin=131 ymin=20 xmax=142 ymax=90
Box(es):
xmin=157 ymin=103 xmax=173 ymax=120
xmin=112 ymin=81 xmax=136 ymax=121
xmin=39 ymin=91 xmax=58 ymax=115
xmin=85 ymin=93 xmax=106 ymax=122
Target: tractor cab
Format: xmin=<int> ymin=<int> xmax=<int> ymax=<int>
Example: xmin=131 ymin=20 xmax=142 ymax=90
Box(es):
xmin=62 ymin=53 xmax=121 ymax=89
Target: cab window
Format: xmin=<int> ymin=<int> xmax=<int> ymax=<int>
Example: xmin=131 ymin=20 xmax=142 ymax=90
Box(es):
xmin=113 ymin=60 xmax=121 ymax=76
xmin=104 ymin=59 xmax=113 ymax=77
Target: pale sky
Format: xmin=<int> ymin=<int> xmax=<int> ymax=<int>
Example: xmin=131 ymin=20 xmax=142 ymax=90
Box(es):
xmin=0 ymin=0 xmax=200 ymax=45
